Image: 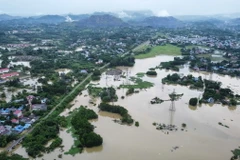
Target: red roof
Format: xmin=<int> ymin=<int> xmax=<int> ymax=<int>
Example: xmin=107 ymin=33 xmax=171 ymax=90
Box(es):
xmin=11 ymin=119 xmax=19 ymax=123
xmin=0 ymin=68 xmax=9 ymax=72
xmin=14 ymin=110 xmax=22 ymax=115
xmin=0 ymin=72 xmax=19 ymax=79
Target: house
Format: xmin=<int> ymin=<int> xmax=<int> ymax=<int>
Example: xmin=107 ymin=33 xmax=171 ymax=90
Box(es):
xmin=0 ymin=68 xmax=9 ymax=74
xmin=0 ymin=72 xmax=19 ymax=79
xmin=208 ymin=97 xmax=215 ymax=104
xmin=80 ymin=69 xmax=88 ymax=74
xmin=14 ymin=125 xmax=25 ymax=133
xmin=0 ymin=108 xmax=10 ymax=115
xmin=96 ymin=59 xmax=103 ymax=64
xmin=41 ymin=98 xmax=47 ymax=104
xmin=11 ymin=119 xmax=19 ymax=124
xmin=14 ymin=110 xmax=23 ymax=118
xmin=193 ymin=77 xmax=199 ymax=82
xmin=32 ymin=104 xmax=47 ymax=111
xmin=23 ymin=124 xmax=31 ymax=129
xmin=0 ymin=125 xmax=6 ymax=135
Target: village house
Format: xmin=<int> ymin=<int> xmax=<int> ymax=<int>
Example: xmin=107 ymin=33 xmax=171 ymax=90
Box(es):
xmin=0 ymin=72 xmax=19 ymax=79
xmin=0 ymin=125 xmax=6 ymax=135
xmin=11 ymin=119 xmax=19 ymax=124
xmin=32 ymin=104 xmax=47 ymax=111
xmin=0 ymin=68 xmax=9 ymax=74
xmin=14 ymin=110 xmax=23 ymax=118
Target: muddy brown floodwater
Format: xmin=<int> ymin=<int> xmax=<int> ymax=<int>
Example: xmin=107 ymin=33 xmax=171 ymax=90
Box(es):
xmin=14 ymin=55 xmax=240 ymax=160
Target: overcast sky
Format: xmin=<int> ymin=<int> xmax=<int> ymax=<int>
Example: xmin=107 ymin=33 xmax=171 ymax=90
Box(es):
xmin=0 ymin=0 xmax=240 ymax=16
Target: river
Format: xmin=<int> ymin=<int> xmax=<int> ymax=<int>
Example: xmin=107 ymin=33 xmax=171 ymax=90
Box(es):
xmin=14 ymin=55 xmax=240 ymax=160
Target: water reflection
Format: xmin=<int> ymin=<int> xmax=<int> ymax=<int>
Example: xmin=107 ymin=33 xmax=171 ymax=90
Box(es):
xmin=188 ymin=105 xmax=197 ymax=111
xmin=99 ymin=111 xmax=122 ymax=119
xmin=228 ymin=106 xmax=237 ymax=111
xmin=84 ymin=146 xmax=103 ymax=153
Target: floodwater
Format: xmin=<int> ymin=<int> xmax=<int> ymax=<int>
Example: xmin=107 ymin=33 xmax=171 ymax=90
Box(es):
xmin=14 ymin=55 xmax=240 ymax=160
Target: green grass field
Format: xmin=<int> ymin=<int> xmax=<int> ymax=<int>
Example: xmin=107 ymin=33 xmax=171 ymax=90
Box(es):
xmin=135 ymin=44 xmax=181 ymax=59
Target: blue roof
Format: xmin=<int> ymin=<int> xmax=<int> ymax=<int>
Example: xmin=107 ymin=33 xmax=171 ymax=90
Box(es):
xmin=18 ymin=106 xmax=24 ymax=111
xmin=14 ymin=125 xmax=24 ymax=132
xmin=1 ymin=108 xmax=10 ymax=113
xmin=23 ymin=124 xmax=31 ymax=129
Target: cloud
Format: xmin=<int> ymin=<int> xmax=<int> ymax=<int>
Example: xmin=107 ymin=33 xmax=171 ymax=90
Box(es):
xmin=155 ymin=10 xmax=170 ymax=17
xmin=117 ymin=11 xmax=132 ymax=18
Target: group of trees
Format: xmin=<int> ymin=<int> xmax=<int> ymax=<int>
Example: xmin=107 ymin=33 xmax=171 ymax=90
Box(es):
xmin=0 ymin=134 xmax=19 ymax=148
xmin=160 ymin=57 xmax=188 ymax=71
xmin=0 ymin=152 xmax=28 ymax=160
xmin=110 ymin=56 xmax=135 ymax=67
xmin=98 ymin=103 xmax=134 ymax=124
xmin=162 ymin=74 xmax=204 ymax=89
xmin=189 ymin=98 xmax=198 ymax=106
xmin=202 ymin=80 xmax=237 ymax=106
xmin=100 ymin=87 xmax=118 ymax=102
xmin=92 ymin=69 xmax=101 ymax=81
xmin=22 ymin=120 xmax=60 ymax=158
xmin=146 ymin=70 xmax=157 ymax=76
xmin=6 ymin=78 xmax=21 ymax=87
xmin=71 ymin=106 xmax=102 ymax=148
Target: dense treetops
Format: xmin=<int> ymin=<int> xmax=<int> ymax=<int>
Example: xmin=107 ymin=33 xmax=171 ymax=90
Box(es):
xmin=98 ymin=103 xmax=134 ymax=124
xmin=23 ymin=119 xmax=60 ymax=157
xmin=110 ymin=56 xmax=135 ymax=67
xmin=71 ymin=106 xmax=102 ymax=149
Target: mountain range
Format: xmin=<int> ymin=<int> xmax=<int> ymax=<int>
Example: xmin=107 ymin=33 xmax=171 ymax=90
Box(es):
xmin=0 ymin=11 xmax=240 ymax=28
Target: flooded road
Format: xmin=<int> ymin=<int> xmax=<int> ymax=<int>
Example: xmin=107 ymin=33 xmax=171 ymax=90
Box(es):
xmin=15 ymin=55 xmax=240 ymax=160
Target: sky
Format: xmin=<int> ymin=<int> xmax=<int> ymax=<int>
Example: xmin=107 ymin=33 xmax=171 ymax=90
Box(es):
xmin=0 ymin=0 xmax=240 ymax=16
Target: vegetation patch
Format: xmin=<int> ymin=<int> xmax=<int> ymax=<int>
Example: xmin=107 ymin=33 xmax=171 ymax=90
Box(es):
xmin=98 ymin=103 xmax=134 ymax=125
xmin=189 ymin=98 xmax=198 ymax=106
xmin=120 ymin=77 xmax=154 ymax=89
xmin=146 ymin=70 xmax=157 ymax=76
xmin=162 ymin=73 xmax=204 ymax=89
xmin=0 ymin=152 xmax=28 ymax=160
xmin=65 ymin=106 xmax=102 ymax=155
xmin=135 ymin=44 xmax=181 ymax=59
xmin=22 ymin=119 xmax=60 ymax=158
xmin=150 ymin=97 xmax=164 ymax=104
xmin=231 ymin=148 xmax=240 ymax=160
xmin=201 ymin=79 xmax=238 ymax=106
xmin=136 ymin=72 xmax=145 ymax=78
xmin=218 ymin=122 xmax=229 ymax=128
xmin=158 ymin=57 xmax=189 ymax=71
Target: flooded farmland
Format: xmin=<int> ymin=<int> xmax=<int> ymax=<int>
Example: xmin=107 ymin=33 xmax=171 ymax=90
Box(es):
xmin=14 ymin=55 xmax=240 ymax=160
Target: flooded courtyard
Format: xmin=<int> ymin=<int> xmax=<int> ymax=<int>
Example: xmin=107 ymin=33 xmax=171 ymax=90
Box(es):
xmin=14 ymin=55 xmax=240 ymax=160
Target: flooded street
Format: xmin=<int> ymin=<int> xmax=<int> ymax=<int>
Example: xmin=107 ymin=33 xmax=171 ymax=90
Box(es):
xmin=15 ymin=55 xmax=240 ymax=160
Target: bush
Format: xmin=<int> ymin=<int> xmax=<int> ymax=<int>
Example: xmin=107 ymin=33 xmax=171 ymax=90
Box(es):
xmin=146 ymin=70 xmax=157 ymax=76
xmin=135 ymin=121 xmax=139 ymax=127
xmin=189 ymin=98 xmax=198 ymax=106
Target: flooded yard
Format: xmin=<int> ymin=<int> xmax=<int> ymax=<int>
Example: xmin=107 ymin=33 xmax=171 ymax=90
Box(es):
xmin=14 ymin=55 xmax=240 ymax=160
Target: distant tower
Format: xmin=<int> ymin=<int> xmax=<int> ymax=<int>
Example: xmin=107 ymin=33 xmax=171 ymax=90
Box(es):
xmin=169 ymin=90 xmax=177 ymax=111
xmin=209 ymin=72 xmax=213 ymax=80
